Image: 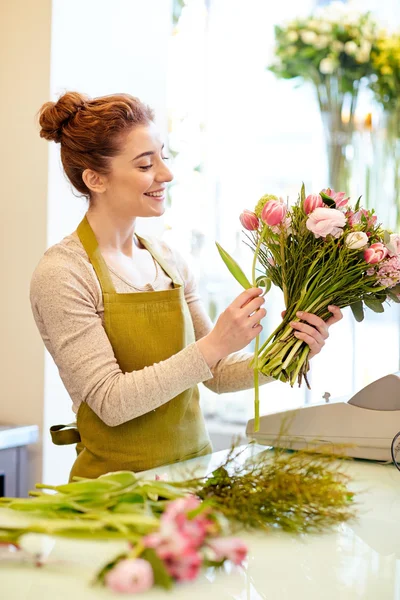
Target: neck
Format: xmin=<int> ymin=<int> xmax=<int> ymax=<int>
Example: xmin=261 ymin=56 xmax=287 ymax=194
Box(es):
xmin=86 ymin=204 xmax=138 ymax=257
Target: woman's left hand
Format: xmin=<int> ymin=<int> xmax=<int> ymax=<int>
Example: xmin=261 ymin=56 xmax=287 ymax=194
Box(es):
xmin=284 ymin=305 xmax=343 ymax=359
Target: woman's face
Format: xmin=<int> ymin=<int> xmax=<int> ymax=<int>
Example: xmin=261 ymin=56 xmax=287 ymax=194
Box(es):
xmin=98 ymin=121 xmax=173 ymax=218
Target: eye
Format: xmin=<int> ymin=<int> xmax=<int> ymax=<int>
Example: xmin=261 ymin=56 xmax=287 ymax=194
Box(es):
xmin=162 ymin=156 xmax=170 ymax=161
xmin=139 ymin=165 xmax=153 ymax=171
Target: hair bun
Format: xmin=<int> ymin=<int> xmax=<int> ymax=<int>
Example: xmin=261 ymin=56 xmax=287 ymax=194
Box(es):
xmin=38 ymin=91 xmax=89 ymax=143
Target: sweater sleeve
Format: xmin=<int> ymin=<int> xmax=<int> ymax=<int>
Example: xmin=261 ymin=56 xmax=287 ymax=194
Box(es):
xmin=30 ymin=246 xmax=214 ymax=427
xmin=170 ymin=245 xmax=274 ymax=394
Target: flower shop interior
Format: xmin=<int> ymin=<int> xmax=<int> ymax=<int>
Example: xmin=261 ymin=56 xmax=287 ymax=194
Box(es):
xmin=1 ymin=0 xmax=400 ymax=598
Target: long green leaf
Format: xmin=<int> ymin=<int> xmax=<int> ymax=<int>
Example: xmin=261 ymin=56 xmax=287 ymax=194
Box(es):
xmin=364 ymin=297 xmax=385 ymax=313
xmin=350 ymin=300 xmax=364 ymax=322
xmin=215 ymin=242 xmax=252 ymax=289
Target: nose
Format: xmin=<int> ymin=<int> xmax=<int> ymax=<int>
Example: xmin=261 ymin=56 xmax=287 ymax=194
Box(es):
xmin=156 ymin=161 xmax=174 ymax=183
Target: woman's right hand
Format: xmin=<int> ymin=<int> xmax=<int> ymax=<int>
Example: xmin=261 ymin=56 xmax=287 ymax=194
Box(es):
xmin=196 ymin=288 xmax=266 ymax=367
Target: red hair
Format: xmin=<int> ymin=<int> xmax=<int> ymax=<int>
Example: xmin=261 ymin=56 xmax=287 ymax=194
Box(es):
xmin=38 ymin=91 xmax=154 ymax=198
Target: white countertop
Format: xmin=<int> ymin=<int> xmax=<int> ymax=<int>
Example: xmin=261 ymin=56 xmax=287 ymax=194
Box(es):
xmin=1 ymin=444 xmax=400 ymax=600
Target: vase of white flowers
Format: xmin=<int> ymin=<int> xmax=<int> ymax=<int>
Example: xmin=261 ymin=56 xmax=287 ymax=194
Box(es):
xmin=269 ymin=2 xmax=378 ymax=194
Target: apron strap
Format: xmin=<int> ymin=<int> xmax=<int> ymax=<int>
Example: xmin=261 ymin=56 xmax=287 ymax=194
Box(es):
xmin=77 ymin=216 xmax=116 ymax=294
xmin=137 ymin=234 xmax=183 ymax=288
xmin=50 ymin=423 xmax=81 ymax=445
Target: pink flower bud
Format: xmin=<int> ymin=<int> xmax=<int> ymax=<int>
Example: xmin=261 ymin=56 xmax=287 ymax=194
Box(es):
xmin=364 ymin=242 xmax=388 ymax=264
xmin=304 ymin=194 xmax=323 ymax=214
xmin=261 ymin=200 xmax=286 ymax=226
xmin=207 ymin=537 xmax=248 ymax=566
xmin=105 ymin=559 xmax=154 ymax=594
xmin=239 ymin=209 xmax=259 ymax=231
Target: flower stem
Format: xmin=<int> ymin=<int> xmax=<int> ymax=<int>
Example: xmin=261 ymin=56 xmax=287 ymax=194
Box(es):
xmin=252 ymin=225 xmax=267 ymax=432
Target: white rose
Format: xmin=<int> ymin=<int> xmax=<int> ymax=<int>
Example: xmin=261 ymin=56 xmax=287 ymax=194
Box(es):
xmin=318 ymin=22 xmax=332 ymax=34
xmin=361 ymin=41 xmax=372 ymax=54
xmin=332 ymin=40 xmax=344 ymax=52
xmin=319 ymin=57 xmax=337 ymax=75
xmin=345 ymin=231 xmax=369 ymax=250
xmin=344 ymin=41 xmax=358 ymax=55
xmin=314 ymin=35 xmax=330 ymax=50
xmin=286 ymin=30 xmax=298 ymax=42
xmin=301 ymin=30 xmax=318 ymax=45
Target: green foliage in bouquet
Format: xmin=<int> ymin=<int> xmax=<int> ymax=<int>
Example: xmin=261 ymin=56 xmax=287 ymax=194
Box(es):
xmin=370 ymin=33 xmax=400 ymax=115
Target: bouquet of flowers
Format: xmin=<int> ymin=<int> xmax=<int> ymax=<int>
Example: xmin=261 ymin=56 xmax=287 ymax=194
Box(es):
xmin=269 ymin=3 xmax=378 ymax=193
xmin=217 ymin=186 xmax=400 ymax=430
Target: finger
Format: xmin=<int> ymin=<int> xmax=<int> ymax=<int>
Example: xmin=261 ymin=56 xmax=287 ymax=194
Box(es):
xmin=293 ymin=330 xmax=322 ymax=357
xmin=231 ymin=288 xmax=263 ymax=309
xmin=296 ymin=311 xmax=329 ymax=339
xmin=325 ymin=305 xmax=343 ymax=327
xmin=241 ymin=296 xmax=265 ymax=316
xmin=291 ymin=321 xmax=325 ymax=346
xmin=281 ymin=310 xmax=286 ymax=318
xmin=248 ymin=307 xmax=267 ymax=327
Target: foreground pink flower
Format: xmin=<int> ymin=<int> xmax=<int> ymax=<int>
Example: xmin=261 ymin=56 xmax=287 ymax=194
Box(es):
xmin=240 ymin=209 xmax=259 ymax=231
xmin=364 ymin=242 xmax=388 ymax=264
xmin=261 ymin=200 xmax=287 ymax=226
xmin=164 ymin=549 xmax=202 ymax=582
xmin=105 ymin=558 xmax=154 ymax=594
xmin=347 ymin=208 xmax=377 ymax=229
xmin=207 ymin=537 xmax=248 ymax=565
xmin=304 ymin=194 xmax=323 ymax=214
xmin=306 ymin=207 xmax=346 ymax=238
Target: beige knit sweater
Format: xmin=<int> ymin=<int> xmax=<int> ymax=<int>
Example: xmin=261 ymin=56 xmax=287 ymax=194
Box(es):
xmin=30 ymin=231 xmax=273 ymax=427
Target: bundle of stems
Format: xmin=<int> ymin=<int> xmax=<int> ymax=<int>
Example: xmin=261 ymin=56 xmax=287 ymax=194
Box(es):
xmin=0 ymin=442 xmax=355 ymax=547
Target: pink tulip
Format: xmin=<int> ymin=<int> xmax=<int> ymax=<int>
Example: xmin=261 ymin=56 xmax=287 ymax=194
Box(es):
xmin=105 ymin=558 xmax=154 ymax=594
xmin=306 ymin=207 xmax=346 ymax=238
xmin=347 ymin=208 xmax=377 ymax=229
xmin=207 ymin=537 xmax=248 ymax=566
xmin=364 ymin=242 xmax=388 ymax=264
xmin=304 ymin=194 xmax=323 ymax=214
xmin=261 ymin=200 xmax=287 ymax=226
xmin=239 ymin=209 xmax=259 ymax=231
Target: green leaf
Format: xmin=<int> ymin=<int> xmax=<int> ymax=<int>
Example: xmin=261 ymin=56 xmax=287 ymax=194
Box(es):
xmin=354 ymin=195 xmax=362 ymax=211
xmin=387 ymin=290 xmax=400 ymax=303
xmin=383 ymin=230 xmax=391 ymax=245
xmin=364 ymin=297 xmax=385 ymax=313
xmin=141 ymin=548 xmax=173 ymax=590
xmin=300 ymin=182 xmax=306 ymax=203
xmin=350 ymin=300 xmax=364 ymax=322
xmin=390 ymin=284 xmax=400 ymax=294
xmin=215 ymin=242 xmax=252 ymax=290
xmin=320 ymin=192 xmax=336 ymax=208
xmin=256 ymin=276 xmax=272 ymax=295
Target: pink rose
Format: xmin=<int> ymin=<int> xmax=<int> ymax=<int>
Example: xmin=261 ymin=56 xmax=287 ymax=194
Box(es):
xmin=207 ymin=537 xmax=248 ymax=566
xmin=105 ymin=558 xmax=154 ymax=594
xmin=304 ymin=194 xmax=323 ymax=214
xmin=239 ymin=209 xmax=259 ymax=231
xmin=364 ymin=242 xmax=389 ymax=264
xmin=306 ymin=207 xmax=346 ymax=238
xmin=261 ymin=200 xmax=287 ymax=226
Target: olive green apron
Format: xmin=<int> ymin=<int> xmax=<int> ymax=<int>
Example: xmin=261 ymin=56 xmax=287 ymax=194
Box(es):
xmin=51 ymin=215 xmax=212 ymax=480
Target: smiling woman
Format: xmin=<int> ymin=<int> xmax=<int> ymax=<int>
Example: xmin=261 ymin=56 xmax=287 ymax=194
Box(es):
xmin=30 ymin=91 xmax=342 ymax=482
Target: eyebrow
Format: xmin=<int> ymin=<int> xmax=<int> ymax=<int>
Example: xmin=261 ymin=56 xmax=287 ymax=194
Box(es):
xmin=132 ymin=144 xmax=164 ymax=161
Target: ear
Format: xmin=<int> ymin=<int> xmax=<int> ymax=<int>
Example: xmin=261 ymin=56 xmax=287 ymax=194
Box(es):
xmin=82 ymin=168 xmax=107 ymax=194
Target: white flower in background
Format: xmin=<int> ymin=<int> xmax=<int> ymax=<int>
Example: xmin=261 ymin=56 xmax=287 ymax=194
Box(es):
xmin=331 ymin=40 xmax=344 ymax=52
xmin=317 ymin=22 xmax=332 ymax=34
xmin=308 ymin=19 xmax=319 ymax=29
xmin=319 ymin=57 xmax=337 ymax=75
xmin=301 ymin=30 xmax=318 ymax=45
xmin=344 ymin=40 xmax=358 ymax=55
xmin=345 ymin=231 xmax=369 ymax=250
xmin=355 ymin=50 xmax=370 ymax=63
xmin=285 ymin=46 xmax=297 ymax=57
xmin=286 ymin=30 xmax=298 ymax=43
xmin=360 ymin=40 xmax=372 ymax=55
xmin=314 ymin=35 xmax=330 ymax=50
